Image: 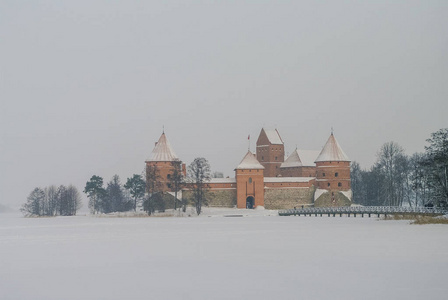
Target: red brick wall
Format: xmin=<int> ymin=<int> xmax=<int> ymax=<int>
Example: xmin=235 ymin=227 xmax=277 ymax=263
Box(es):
xmin=235 ymin=169 xmax=264 ymax=208
xmin=279 ymin=166 xmax=316 ymax=177
xmin=256 ymin=130 xmax=284 ymax=177
xmin=315 ymin=161 xmax=351 ymax=190
xmin=146 ymin=161 xmax=181 ymax=192
xmin=264 ymin=180 xmax=315 ymax=188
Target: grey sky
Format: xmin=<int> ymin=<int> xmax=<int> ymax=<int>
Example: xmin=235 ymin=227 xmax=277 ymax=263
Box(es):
xmin=1 ymin=1 xmax=447 ymax=208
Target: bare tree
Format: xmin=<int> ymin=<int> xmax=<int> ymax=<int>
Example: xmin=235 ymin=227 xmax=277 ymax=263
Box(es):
xmin=375 ymin=142 xmax=408 ymax=206
xmin=45 ymin=185 xmax=58 ymax=216
xmin=350 ymin=161 xmax=365 ymax=205
xmin=169 ymin=159 xmax=184 ymax=210
xmin=422 ymin=128 xmax=448 ymax=207
xmin=188 ymin=157 xmax=211 ymax=215
xmin=66 ymin=185 xmax=82 ymax=215
xmin=144 ymin=165 xmax=162 ymax=215
xmin=21 ymin=187 xmax=45 ymax=216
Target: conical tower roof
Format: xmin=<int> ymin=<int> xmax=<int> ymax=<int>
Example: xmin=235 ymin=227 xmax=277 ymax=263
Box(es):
xmin=236 ymin=151 xmax=264 ymax=170
xmin=280 ymin=149 xmax=303 ymax=168
xmin=146 ymin=133 xmax=179 ymax=162
xmin=315 ymin=133 xmax=350 ymax=163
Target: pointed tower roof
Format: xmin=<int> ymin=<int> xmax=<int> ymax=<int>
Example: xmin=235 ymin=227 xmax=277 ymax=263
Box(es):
xmin=280 ymin=149 xmax=303 ymax=168
xmin=236 ymin=151 xmax=265 ymax=170
xmin=264 ymin=128 xmax=284 ymax=145
xmin=315 ymin=133 xmax=350 ymax=163
xmin=146 ymin=132 xmax=179 ymax=162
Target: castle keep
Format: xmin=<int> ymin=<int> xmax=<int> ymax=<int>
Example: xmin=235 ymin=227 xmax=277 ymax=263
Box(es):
xmin=145 ymin=128 xmax=352 ymax=210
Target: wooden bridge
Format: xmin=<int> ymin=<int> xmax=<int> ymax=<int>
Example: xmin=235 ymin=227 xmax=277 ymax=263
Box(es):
xmin=278 ymin=206 xmax=447 ymax=218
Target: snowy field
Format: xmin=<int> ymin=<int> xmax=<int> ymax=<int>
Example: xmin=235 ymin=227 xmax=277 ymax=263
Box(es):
xmin=1 ymin=208 xmax=448 ymax=300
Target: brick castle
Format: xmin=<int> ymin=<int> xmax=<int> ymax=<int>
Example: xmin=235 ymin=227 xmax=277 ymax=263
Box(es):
xmin=145 ymin=128 xmax=352 ymax=210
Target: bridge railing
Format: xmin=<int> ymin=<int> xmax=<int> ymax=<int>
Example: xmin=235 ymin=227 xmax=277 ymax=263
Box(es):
xmin=279 ymin=206 xmax=447 ymax=217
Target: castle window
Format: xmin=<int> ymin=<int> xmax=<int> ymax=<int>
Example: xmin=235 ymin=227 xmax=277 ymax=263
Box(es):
xmin=338 ymin=182 xmax=342 ymax=187
xmin=167 ymin=183 xmax=171 ymax=188
xmin=275 ymin=156 xmax=278 ymax=160
xmin=262 ymin=156 xmax=264 ymax=161
xmin=167 ymin=174 xmax=171 ymax=179
xmin=327 ymin=183 xmax=330 ymax=187
xmin=335 ymin=172 xmax=338 ymax=177
xmin=323 ymin=172 xmax=326 ymax=177
xmin=248 ymin=177 xmax=252 ymax=184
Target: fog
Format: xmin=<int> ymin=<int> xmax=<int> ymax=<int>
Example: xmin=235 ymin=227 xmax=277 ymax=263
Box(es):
xmin=1 ymin=1 xmax=447 ymax=208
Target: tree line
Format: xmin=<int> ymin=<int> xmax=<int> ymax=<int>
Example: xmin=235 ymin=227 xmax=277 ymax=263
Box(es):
xmin=351 ymin=128 xmax=448 ymax=208
xmin=84 ymin=157 xmax=212 ymax=216
xmin=21 ymin=185 xmax=82 ymax=216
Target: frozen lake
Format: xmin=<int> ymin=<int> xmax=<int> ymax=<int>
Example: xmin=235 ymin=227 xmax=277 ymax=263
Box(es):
xmin=1 ymin=209 xmax=447 ymax=300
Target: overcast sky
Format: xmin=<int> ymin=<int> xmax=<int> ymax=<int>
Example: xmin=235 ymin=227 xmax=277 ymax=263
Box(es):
xmin=1 ymin=1 xmax=447 ymax=208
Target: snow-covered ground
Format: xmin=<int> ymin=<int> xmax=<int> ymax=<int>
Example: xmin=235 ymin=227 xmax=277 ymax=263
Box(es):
xmin=1 ymin=209 xmax=447 ymax=300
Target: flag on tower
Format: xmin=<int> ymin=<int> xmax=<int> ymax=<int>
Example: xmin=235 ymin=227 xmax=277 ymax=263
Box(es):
xmin=248 ymin=134 xmax=250 ymax=140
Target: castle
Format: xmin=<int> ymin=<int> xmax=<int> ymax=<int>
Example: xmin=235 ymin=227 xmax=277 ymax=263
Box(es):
xmin=145 ymin=128 xmax=352 ymax=210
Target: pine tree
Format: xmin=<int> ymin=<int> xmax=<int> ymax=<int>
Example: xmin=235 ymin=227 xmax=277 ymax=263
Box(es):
xmin=84 ymin=175 xmax=106 ymax=214
xmin=124 ymin=174 xmax=146 ymax=212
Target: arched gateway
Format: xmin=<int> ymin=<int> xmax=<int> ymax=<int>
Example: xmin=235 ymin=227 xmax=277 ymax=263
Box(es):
xmin=246 ymin=196 xmax=255 ymax=209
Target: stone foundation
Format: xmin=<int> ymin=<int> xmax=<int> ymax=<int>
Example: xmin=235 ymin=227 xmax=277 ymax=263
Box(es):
xmin=182 ymin=189 xmax=237 ymax=208
xmin=264 ymin=187 xmax=315 ymax=209
xmin=314 ymin=190 xmax=351 ymax=207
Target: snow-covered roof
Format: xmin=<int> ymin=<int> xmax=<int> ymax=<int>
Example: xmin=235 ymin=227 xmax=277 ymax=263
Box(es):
xmin=146 ymin=133 xmax=179 ymax=162
xmin=264 ymin=128 xmax=283 ymax=145
xmin=297 ymin=149 xmax=321 ymax=166
xmin=280 ymin=149 xmax=321 ymax=168
xmin=264 ymin=177 xmax=314 ymax=183
xmin=236 ymin=151 xmax=265 ymax=170
xmin=210 ymin=178 xmax=236 ymax=184
xmin=280 ymin=150 xmax=303 ymax=168
xmin=315 ymin=134 xmax=350 ymax=163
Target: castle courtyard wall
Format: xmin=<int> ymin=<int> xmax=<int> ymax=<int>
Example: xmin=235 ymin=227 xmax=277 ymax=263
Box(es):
xmin=264 ymin=187 xmax=315 ymax=210
xmin=183 ymin=189 xmax=237 ymax=208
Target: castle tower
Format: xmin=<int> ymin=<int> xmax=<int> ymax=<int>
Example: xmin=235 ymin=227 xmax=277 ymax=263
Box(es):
xmin=235 ymin=151 xmax=264 ymax=209
xmin=145 ymin=132 xmax=185 ymax=192
xmin=314 ymin=133 xmax=351 ymax=191
xmin=256 ymin=128 xmax=284 ymax=177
